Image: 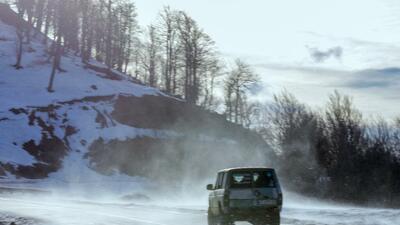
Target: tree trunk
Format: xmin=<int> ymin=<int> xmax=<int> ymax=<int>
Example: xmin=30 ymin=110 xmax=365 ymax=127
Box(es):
xmin=80 ymin=0 xmax=88 ymax=62
xmin=47 ymin=34 xmax=62 ymax=92
xmin=14 ymin=5 xmax=24 ymax=69
xmin=105 ymin=0 xmax=113 ymax=72
xmin=234 ymin=87 xmax=240 ymax=124
xmin=14 ymin=29 xmax=23 ymax=69
xmin=34 ymin=0 xmax=46 ymax=36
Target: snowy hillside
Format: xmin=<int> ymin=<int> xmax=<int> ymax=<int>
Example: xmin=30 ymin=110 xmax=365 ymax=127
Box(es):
xmin=0 ymin=20 xmax=163 ymax=110
xmin=0 ymin=13 xmax=272 ymax=195
xmin=0 ymin=17 xmax=169 ymax=193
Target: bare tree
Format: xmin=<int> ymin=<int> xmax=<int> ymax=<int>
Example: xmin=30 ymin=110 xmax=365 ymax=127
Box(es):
xmin=105 ymin=0 xmax=113 ymax=71
xmin=265 ymin=91 xmax=323 ymax=191
xmin=23 ymin=0 xmax=34 ymax=43
xmin=157 ymin=6 xmax=180 ymax=93
xmin=33 ymin=0 xmax=46 ymax=35
xmin=80 ymin=0 xmax=90 ymax=62
xmin=13 ymin=0 xmax=25 ymax=69
xmin=114 ymin=1 xmax=138 ymax=73
xmin=141 ymin=25 xmax=160 ymax=87
xmin=324 ymin=91 xmax=367 ymax=199
xmin=42 ymin=0 xmax=54 ymax=44
xmin=130 ymin=37 xmax=143 ymax=79
xmin=47 ymin=0 xmax=66 ymax=92
xmin=224 ymin=59 xmax=259 ymax=124
xmin=176 ymin=11 xmax=215 ymax=104
xmin=200 ymin=58 xmax=224 ymax=111
xmin=93 ymin=0 xmax=106 ymax=62
xmin=392 ymin=117 xmax=400 ymax=158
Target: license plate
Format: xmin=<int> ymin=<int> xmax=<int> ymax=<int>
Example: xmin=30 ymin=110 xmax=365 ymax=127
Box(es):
xmin=257 ymin=199 xmax=276 ymax=205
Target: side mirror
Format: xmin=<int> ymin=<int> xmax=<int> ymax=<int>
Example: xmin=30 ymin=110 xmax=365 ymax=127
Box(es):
xmin=206 ymin=184 xmax=214 ymax=190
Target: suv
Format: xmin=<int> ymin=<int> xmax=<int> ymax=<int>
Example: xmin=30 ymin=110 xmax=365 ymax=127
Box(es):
xmin=207 ymin=167 xmax=282 ymax=225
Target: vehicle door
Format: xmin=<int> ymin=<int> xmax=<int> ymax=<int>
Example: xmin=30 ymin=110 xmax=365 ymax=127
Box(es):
xmin=251 ymin=170 xmax=281 ymax=207
xmin=227 ymin=170 xmax=280 ymax=208
xmin=210 ymin=172 xmax=226 ymax=214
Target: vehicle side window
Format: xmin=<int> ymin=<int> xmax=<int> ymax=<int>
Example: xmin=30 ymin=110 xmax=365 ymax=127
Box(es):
xmin=215 ymin=172 xmax=225 ymax=189
xmin=218 ymin=172 xmax=225 ymax=189
xmin=221 ymin=172 xmax=227 ymax=188
xmin=215 ymin=173 xmax=222 ymax=189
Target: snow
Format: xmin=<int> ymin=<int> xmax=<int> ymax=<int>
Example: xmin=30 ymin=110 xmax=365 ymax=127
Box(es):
xmin=0 ymin=17 xmax=173 ymax=189
xmin=0 ymin=100 xmax=173 ymax=195
xmin=0 ymin=112 xmax=40 ymax=166
xmin=0 ymin=212 xmax=37 ymax=225
xmin=0 ymin=15 xmax=195 ymax=191
xmin=0 ymin=193 xmax=400 ymax=225
xmin=0 ymin=20 xmax=162 ymax=113
xmin=0 ymin=84 xmax=186 ymax=195
xmin=1 ymin=5 xmax=400 ymax=225
xmin=32 ymin=102 xmax=174 ymax=196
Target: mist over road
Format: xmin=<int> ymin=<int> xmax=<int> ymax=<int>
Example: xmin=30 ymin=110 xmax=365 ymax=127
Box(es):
xmin=1 ymin=193 xmax=399 ymax=225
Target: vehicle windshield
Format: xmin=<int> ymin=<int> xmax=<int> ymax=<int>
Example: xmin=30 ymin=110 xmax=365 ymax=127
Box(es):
xmin=230 ymin=171 xmax=275 ymax=188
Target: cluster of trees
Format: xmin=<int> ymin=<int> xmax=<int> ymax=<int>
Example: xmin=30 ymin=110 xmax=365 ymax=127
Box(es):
xmin=253 ymin=91 xmax=400 ymax=206
xmin=12 ymin=0 xmax=138 ymax=92
xmin=139 ymin=7 xmax=220 ymax=105
xmin=9 ymin=0 xmax=260 ymax=121
xmin=133 ymin=7 xmax=259 ymax=112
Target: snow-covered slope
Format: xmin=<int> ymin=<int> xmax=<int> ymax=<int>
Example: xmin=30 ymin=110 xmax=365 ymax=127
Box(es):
xmin=0 ymin=21 xmax=162 ymax=111
xmin=0 ymin=7 xmax=272 ymax=196
xmin=0 ymin=17 xmax=168 ymax=193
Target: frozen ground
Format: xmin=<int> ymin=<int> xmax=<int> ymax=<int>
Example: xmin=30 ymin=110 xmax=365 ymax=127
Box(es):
xmin=0 ymin=191 xmax=399 ymax=225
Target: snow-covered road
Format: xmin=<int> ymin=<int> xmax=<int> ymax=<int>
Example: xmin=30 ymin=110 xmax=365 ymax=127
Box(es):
xmin=0 ymin=194 xmax=400 ymax=225
xmin=1 ymin=194 xmax=205 ymax=225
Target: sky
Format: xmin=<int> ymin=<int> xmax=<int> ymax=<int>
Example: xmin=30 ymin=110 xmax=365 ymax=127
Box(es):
xmin=135 ymin=0 xmax=400 ymax=119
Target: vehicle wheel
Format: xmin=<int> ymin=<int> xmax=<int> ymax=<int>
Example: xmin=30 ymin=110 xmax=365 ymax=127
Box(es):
xmin=249 ymin=217 xmax=268 ymax=225
xmin=208 ymin=215 xmax=232 ymax=225
xmin=252 ymin=212 xmax=280 ymax=225
xmin=220 ymin=211 xmax=233 ymax=224
xmin=269 ymin=211 xmax=280 ymax=225
xmin=209 ymin=206 xmax=233 ymax=225
xmin=208 ymin=208 xmax=217 ymax=225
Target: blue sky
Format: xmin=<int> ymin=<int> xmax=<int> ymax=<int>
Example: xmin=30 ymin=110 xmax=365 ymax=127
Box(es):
xmin=135 ymin=0 xmax=400 ymax=119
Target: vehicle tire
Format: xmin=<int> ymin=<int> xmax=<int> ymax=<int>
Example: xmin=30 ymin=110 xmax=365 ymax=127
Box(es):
xmin=217 ymin=205 xmax=234 ymax=225
xmin=252 ymin=212 xmax=280 ymax=225
xmin=208 ymin=214 xmax=232 ymax=225
xmin=208 ymin=208 xmax=218 ymax=225
xmin=269 ymin=211 xmax=280 ymax=225
xmin=249 ymin=217 xmax=268 ymax=225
